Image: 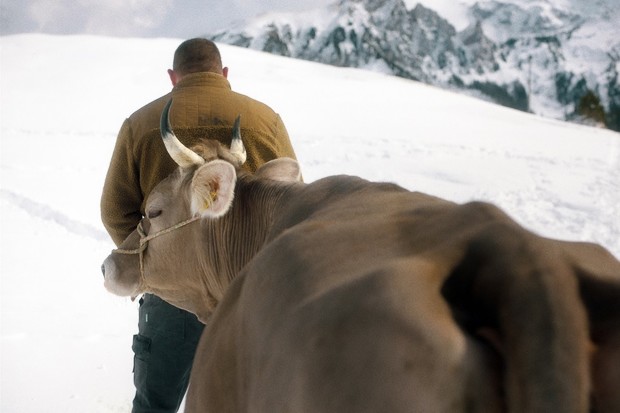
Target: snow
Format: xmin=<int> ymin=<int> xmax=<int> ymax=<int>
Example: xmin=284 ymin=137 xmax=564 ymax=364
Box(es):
xmin=417 ymin=0 xmax=620 ymax=50
xmin=409 ymin=0 xmax=473 ymax=30
xmin=1 ymin=33 xmax=619 ymax=412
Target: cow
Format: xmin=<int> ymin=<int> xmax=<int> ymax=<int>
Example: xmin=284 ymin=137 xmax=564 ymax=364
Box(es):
xmin=102 ymin=99 xmax=620 ymax=413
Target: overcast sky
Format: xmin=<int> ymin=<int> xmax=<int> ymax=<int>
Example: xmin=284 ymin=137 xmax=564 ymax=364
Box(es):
xmin=0 ymin=0 xmax=336 ymax=38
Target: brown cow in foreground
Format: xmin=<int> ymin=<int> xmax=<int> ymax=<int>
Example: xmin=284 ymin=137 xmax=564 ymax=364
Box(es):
xmin=102 ymin=100 xmax=620 ymax=412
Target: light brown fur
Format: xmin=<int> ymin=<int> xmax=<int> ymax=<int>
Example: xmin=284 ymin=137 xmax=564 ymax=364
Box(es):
xmin=104 ymin=158 xmax=620 ymax=413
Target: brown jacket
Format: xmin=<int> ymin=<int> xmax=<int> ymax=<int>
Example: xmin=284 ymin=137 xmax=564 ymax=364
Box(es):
xmin=101 ymin=72 xmax=298 ymax=245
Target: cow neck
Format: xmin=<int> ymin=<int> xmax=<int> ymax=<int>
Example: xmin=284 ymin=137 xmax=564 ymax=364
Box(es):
xmin=209 ymin=176 xmax=297 ymax=280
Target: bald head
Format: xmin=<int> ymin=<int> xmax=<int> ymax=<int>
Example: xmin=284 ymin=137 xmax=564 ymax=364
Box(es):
xmin=172 ymin=38 xmax=224 ymax=76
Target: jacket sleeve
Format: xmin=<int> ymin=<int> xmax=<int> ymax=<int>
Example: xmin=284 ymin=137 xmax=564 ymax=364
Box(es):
xmin=274 ymin=114 xmax=304 ymax=181
xmin=100 ymin=119 xmax=143 ymax=246
xmin=274 ymin=114 xmax=299 ymax=160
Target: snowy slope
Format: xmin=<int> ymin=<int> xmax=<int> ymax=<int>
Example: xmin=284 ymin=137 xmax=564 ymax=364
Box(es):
xmin=1 ymin=34 xmax=619 ymax=413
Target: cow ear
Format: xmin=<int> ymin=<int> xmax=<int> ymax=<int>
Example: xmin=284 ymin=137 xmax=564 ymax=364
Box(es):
xmin=255 ymin=158 xmax=302 ymax=182
xmin=190 ymin=160 xmax=237 ymax=218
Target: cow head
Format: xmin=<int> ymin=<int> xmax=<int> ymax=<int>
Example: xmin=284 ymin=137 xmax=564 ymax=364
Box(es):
xmin=102 ymin=99 xmax=301 ymax=322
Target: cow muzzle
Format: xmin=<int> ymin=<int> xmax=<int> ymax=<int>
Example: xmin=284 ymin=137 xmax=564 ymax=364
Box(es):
xmin=101 ymin=253 xmax=141 ymax=297
xmin=102 ymin=215 xmax=202 ymax=297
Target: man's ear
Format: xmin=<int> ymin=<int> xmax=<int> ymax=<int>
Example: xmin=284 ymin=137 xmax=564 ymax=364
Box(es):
xmin=190 ymin=160 xmax=237 ymax=218
xmin=255 ymin=158 xmax=302 ymax=182
xmin=168 ymin=69 xmax=179 ymax=86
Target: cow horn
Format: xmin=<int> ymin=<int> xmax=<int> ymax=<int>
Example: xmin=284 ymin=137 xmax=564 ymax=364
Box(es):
xmin=230 ymin=115 xmax=247 ymax=166
xmin=160 ymin=99 xmax=205 ymax=168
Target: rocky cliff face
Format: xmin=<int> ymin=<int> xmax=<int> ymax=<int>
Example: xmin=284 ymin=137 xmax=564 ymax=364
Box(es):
xmin=210 ymin=0 xmax=620 ymax=131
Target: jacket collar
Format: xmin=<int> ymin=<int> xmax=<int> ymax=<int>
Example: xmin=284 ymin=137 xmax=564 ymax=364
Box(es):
xmin=173 ymin=72 xmax=232 ymax=92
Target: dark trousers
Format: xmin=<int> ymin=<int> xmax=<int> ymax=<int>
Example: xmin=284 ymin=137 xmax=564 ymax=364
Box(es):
xmin=132 ymin=294 xmax=205 ymax=413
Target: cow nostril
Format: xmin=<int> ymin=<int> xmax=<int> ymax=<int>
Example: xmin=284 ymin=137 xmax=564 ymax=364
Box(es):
xmin=101 ymin=263 xmax=106 ymax=277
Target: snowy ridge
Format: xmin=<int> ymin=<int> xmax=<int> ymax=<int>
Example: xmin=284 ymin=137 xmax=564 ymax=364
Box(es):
xmin=1 ymin=189 xmax=110 ymax=241
xmin=210 ymin=0 xmax=620 ymax=131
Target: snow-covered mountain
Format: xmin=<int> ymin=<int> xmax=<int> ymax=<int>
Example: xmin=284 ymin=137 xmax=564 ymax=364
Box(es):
xmin=209 ymin=0 xmax=620 ymax=131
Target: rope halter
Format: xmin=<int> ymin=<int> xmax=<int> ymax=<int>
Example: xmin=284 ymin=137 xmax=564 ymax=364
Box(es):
xmin=112 ymin=215 xmax=202 ymax=285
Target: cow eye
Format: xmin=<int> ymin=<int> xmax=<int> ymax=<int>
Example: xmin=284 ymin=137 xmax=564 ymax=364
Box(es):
xmin=147 ymin=209 xmax=162 ymax=219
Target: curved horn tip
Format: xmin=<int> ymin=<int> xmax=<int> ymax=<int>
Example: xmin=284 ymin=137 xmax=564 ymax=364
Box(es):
xmin=160 ymin=98 xmax=174 ymax=136
xmin=231 ymin=115 xmax=247 ymax=166
xmin=159 ymin=98 xmax=205 ymax=168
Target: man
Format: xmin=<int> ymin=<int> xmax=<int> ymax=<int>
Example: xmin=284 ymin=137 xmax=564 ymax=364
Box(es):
xmin=101 ymin=38 xmax=299 ymax=413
